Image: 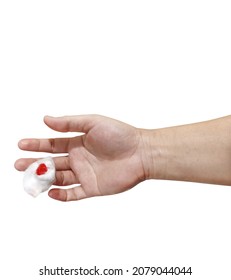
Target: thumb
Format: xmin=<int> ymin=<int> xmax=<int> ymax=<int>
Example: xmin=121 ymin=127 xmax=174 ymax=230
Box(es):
xmin=44 ymin=115 xmax=100 ymax=133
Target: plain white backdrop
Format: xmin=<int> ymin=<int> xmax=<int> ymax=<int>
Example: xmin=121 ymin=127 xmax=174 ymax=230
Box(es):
xmin=1 ymin=1 xmax=231 ymax=279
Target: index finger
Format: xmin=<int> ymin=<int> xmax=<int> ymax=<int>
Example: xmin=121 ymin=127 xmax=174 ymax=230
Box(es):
xmin=18 ymin=138 xmax=70 ymax=153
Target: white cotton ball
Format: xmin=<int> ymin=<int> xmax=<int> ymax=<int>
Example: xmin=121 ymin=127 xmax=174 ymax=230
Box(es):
xmin=23 ymin=157 xmax=56 ymax=197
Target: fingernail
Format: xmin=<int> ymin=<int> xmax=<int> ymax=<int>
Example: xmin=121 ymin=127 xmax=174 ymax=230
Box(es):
xmin=19 ymin=139 xmax=29 ymax=147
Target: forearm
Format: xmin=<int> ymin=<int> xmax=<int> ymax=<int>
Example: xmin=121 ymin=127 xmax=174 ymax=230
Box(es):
xmin=141 ymin=116 xmax=231 ymax=185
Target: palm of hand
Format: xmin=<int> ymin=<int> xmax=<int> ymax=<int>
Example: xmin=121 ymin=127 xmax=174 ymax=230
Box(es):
xmin=67 ymin=118 xmax=144 ymax=200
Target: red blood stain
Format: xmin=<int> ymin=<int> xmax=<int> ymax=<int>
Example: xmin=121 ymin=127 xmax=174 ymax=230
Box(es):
xmin=36 ymin=163 xmax=48 ymax=175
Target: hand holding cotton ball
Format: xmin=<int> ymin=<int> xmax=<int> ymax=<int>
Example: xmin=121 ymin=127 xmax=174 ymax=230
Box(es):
xmin=23 ymin=157 xmax=56 ymax=197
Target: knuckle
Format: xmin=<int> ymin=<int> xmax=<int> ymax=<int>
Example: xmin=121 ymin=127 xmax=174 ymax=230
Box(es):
xmin=49 ymin=138 xmax=55 ymax=153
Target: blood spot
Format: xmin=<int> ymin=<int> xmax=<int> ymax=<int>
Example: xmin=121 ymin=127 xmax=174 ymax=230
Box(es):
xmin=36 ymin=163 xmax=48 ymax=175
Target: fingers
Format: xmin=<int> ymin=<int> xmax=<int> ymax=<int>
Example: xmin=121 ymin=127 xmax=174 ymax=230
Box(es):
xmin=14 ymin=156 xmax=70 ymax=171
xmin=48 ymin=186 xmax=88 ymax=202
xmin=44 ymin=115 xmax=101 ymax=133
xmin=18 ymin=138 xmax=70 ymax=153
xmin=15 ymin=156 xmax=79 ymax=186
xmin=18 ymin=114 xmax=102 ymax=152
xmin=14 ymin=158 xmax=37 ymax=171
xmin=55 ymin=170 xmax=79 ymax=186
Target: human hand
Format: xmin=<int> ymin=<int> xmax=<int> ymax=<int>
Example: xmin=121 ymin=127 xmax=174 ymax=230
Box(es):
xmin=15 ymin=115 xmax=147 ymax=201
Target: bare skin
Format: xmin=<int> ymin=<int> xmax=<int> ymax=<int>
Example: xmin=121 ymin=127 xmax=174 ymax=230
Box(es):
xmin=15 ymin=115 xmax=231 ymax=202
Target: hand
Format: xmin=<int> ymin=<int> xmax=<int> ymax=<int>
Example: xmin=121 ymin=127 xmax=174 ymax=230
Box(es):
xmin=15 ymin=115 xmax=146 ymax=201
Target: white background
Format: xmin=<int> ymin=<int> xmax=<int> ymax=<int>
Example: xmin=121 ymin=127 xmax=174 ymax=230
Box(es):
xmin=0 ymin=0 xmax=231 ymax=279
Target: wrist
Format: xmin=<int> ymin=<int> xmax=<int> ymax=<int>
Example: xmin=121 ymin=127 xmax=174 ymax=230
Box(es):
xmin=139 ymin=128 xmax=168 ymax=181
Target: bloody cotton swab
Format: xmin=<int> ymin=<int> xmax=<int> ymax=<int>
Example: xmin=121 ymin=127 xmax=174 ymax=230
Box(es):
xmin=23 ymin=157 xmax=56 ymax=197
